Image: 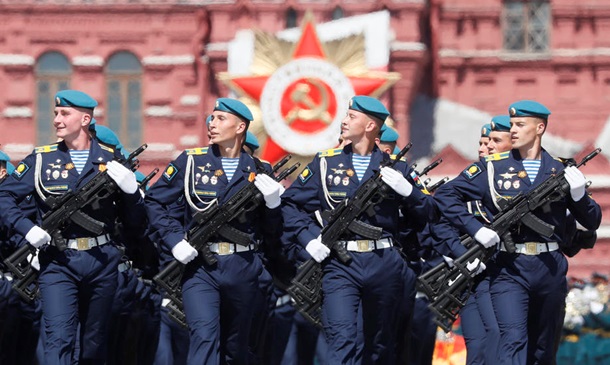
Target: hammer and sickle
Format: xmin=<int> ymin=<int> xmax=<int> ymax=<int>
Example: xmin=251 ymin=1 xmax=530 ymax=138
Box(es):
xmin=285 ymin=79 xmax=333 ymax=125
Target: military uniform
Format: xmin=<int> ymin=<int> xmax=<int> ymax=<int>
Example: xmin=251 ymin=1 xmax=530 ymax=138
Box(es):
xmin=435 ymin=144 xmax=601 ymax=364
xmin=282 ymin=141 xmax=437 ymax=363
xmin=145 ymin=100 xmax=283 ymax=364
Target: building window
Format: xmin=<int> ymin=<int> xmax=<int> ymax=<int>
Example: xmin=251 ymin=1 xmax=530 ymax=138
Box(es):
xmin=332 ymin=6 xmax=344 ymax=20
xmin=35 ymin=51 xmax=71 ymax=145
xmin=105 ymin=51 xmax=142 ymax=151
xmin=503 ymin=1 xmax=550 ymax=53
xmin=286 ymin=8 xmax=297 ymax=29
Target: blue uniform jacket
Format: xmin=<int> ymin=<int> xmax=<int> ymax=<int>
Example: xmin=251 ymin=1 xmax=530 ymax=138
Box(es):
xmin=0 ymin=140 xmax=145 ymax=240
xmin=144 ymin=144 xmax=282 ymax=250
xmin=434 ymin=149 xmax=601 ymax=244
xmin=281 ymin=144 xmax=438 ymax=249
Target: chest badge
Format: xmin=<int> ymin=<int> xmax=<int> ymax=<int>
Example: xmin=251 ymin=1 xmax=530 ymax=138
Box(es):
xmin=518 ymin=171 xmax=527 ymax=179
xmin=65 ymin=163 xmax=75 ymax=170
xmin=214 ymin=169 xmax=224 ymax=177
xmin=346 ymin=169 xmax=354 ymax=177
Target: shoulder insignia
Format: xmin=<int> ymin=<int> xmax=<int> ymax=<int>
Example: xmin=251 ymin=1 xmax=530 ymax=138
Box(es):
xmin=34 ymin=144 xmax=58 ymax=154
xmin=162 ymin=163 xmax=179 ymax=182
xmin=484 ymin=151 xmax=510 ymax=162
xmin=299 ymin=166 xmax=314 ymax=184
xmin=318 ymin=148 xmax=342 ymax=157
xmin=98 ymin=144 xmax=114 ymax=153
xmin=186 ymin=147 xmax=208 ymax=156
xmin=462 ymin=163 xmax=482 ymax=179
xmin=13 ymin=161 xmax=30 ymax=180
xmin=390 ymin=154 xmax=407 ymax=162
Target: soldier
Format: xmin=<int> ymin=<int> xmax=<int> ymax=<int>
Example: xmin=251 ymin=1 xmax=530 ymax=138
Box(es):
xmin=376 ymin=124 xmax=399 ymax=155
xmin=478 ymin=123 xmax=491 ymax=158
xmin=145 ymin=98 xmax=284 ymax=364
xmin=434 ymin=100 xmax=602 ymax=364
xmin=487 ymin=116 xmax=513 ymax=155
xmin=0 ymin=90 xmax=145 ymax=364
xmin=281 ymin=95 xmax=438 ymax=363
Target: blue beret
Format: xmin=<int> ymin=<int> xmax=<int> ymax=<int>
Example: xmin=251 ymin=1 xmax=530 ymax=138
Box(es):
xmin=214 ymin=98 xmax=253 ymax=122
xmin=95 ymin=125 xmax=128 ymax=157
xmin=6 ymin=161 xmax=15 ymax=175
xmin=134 ymin=171 xmax=146 ymax=183
xmin=0 ymin=150 xmax=10 ymax=162
xmin=55 ymin=90 xmax=98 ymax=110
xmin=379 ymin=125 xmax=399 ymax=143
xmin=349 ymin=96 xmax=390 ymax=122
xmin=244 ymin=131 xmax=260 ymax=151
xmin=206 ymin=115 xmax=213 ymax=126
xmin=490 ymin=115 xmax=511 ymax=132
xmin=480 ymin=123 xmax=491 ymax=137
xmin=88 ymin=118 xmax=97 ymax=131
xmin=392 ymin=146 xmax=401 ymax=155
xmin=508 ymin=100 xmax=551 ymax=120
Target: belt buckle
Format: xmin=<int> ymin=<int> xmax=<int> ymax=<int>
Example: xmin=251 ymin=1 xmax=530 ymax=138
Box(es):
xmin=357 ymin=240 xmax=371 ymax=252
xmin=525 ymin=242 xmax=537 ymax=255
xmin=218 ymin=242 xmax=231 ymax=255
xmin=77 ymin=238 xmax=89 ymax=250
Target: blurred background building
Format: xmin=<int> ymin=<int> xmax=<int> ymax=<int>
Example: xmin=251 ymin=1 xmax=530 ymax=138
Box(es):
xmin=0 ymin=0 xmax=609 ymax=277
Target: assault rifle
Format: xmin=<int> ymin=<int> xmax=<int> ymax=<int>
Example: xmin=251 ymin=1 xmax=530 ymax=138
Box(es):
xmin=419 ymin=148 xmax=601 ymax=332
xmin=287 ymin=143 xmax=412 ymax=328
xmin=427 ymin=177 xmax=449 ymax=193
xmin=4 ymin=144 xmax=148 ymax=301
xmin=153 ymin=156 xmax=300 ymax=305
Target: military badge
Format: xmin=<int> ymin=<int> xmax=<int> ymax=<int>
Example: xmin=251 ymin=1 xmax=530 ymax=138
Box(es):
xmin=346 ymin=169 xmax=354 ymax=177
xmin=463 ymin=164 xmax=482 ymax=179
xmin=342 ymin=177 xmax=349 ymax=186
xmin=210 ymin=176 xmax=218 ymax=185
xmin=299 ymin=166 xmax=313 ymax=184
xmin=163 ymin=163 xmax=179 ymax=182
xmin=52 ymin=170 xmax=59 ymax=179
xmin=61 ymin=170 xmax=68 ymax=179
xmin=13 ymin=162 xmax=30 ymax=180
xmin=201 ymin=175 xmax=209 ymax=184
xmin=503 ymin=181 xmax=511 ymax=189
xmin=518 ymin=171 xmax=527 ymax=179
xmin=214 ymin=169 xmax=224 ymax=177
xmin=512 ymin=180 xmax=520 ymax=189
xmin=333 ymin=176 xmax=341 ymax=186
xmin=99 ymin=164 xmax=107 ymax=173
xmin=248 ymin=172 xmax=256 ymax=182
xmin=65 ymin=163 xmax=75 ymax=170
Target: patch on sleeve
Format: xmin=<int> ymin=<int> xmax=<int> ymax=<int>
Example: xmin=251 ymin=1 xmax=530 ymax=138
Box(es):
xmin=462 ymin=163 xmax=482 ymax=179
xmin=162 ymin=163 xmax=179 ymax=182
xmin=299 ymin=166 xmax=314 ymax=184
xmin=13 ymin=162 xmax=30 ymax=180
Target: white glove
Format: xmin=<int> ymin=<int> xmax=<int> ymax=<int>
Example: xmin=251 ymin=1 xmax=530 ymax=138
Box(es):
xmin=474 ymin=227 xmax=500 ymax=248
xmin=380 ymin=167 xmax=413 ymax=197
xmin=25 ymin=226 xmax=51 ymax=249
xmin=590 ymin=301 xmax=605 ymax=314
xmin=254 ymin=174 xmax=282 ymax=209
xmin=305 ymin=236 xmax=330 ymax=263
xmin=466 ymin=258 xmax=487 ymax=276
xmin=442 ymin=255 xmax=454 ymax=268
xmin=106 ymin=161 xmax=138 ymax=194
xmin=27 ymin=251 xmax=40 ymax=271
xmin=564 ymin=166 xmax=586 ymax=201
xmin=171 ymin=239 xmax=198 ymax=265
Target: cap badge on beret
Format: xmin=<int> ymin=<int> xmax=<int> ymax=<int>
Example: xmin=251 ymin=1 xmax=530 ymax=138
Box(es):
xmin=510 ymin=107 xmax=516 ymax=116
xmin=55 ymin=97 xmax=61 ymax=106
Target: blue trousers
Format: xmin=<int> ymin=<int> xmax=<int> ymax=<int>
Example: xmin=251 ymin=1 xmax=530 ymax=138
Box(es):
xmin=154 ymin=302 xmax=189 ymax=365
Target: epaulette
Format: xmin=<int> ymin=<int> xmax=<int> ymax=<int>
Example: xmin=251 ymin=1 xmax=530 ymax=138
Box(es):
xmin=318 ymin=148 xmax=342 ymax=157
xmin=34 ymin=143 xmax=58 ymax=153
xmin=390 ymin=154 xmax=407 ymax=162
xmin=186 ymin=147 xmax=209 ymax=155
xmin=98 ymin=144 xmax=115 ymax=153
xmin=259 ymin=159 xmax=271 ymax=165
xmin=485 ymin=151 xmax=510 ymax=162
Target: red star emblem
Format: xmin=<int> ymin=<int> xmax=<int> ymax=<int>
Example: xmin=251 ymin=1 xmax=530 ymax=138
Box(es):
xmin=220 ymin=14 xmax=399 ymax=163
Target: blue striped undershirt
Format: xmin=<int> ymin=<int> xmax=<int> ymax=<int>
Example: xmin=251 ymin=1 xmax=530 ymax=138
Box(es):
xmin=522 ymin=159 xmax=541 ymax=183
xmin=222 ymin=158 xmax=239 ymax=181
xmin=352 ymin=154 xmax=371 ymax=182
xmin=69 ymin=150 xmax=89 ymax=174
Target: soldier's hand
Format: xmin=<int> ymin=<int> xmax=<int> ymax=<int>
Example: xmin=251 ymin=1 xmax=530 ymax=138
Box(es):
xmin=254 ymin=174 xmax=282 ymax=209
xmin=564 ymin=166 xmax=586 ymax=201
xmin=27 ymin=251 xmax=40 ymax=271
xmin=474 ymin=227 xmax=500 ymax=248
xmin=442 ymin=255 xmax=455 ymax=268
xmin=25 ymin=226 xmax=51 ymax=249
xmin=171 ymin=239 xmax=198 ymax=264
xmin=305 ymin=236 xmax=330 ymax=263
xmin=380 ymin=167 xmax=413 ymax=197
xmin=106 ymin=161 xmax=138 ymax=194
xmin=466 ymin=258 xmax=486 ymax=276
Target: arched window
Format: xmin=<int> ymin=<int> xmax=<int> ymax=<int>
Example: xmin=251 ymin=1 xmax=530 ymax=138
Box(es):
xmin=36 ymin=51 xmax=71 ymax=145
xmin=332 ymin=6 xmax=344 ymax=20
xmin=105 ymin=51 xmax=142 ymax=151
xmin=286 ymin=8 xmax=298 ymax=29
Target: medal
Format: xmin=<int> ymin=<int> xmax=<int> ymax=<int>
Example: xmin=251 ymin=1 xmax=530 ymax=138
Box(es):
xmin=518 ymin=171 xmax=527 ymax=179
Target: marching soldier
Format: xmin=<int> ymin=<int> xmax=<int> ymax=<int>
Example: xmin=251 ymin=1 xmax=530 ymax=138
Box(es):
xmin=434 ymin=100 xmax=602 ymax=364
xmin=145 ymin=98 xmax=284 ymax=364
xmin=281 ymin=95 xmax=438 ymax=363
xmin=0 ymin=90 xmax=145 ymax=364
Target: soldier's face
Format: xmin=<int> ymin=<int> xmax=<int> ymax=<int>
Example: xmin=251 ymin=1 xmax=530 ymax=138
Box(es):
xmin=478 ymin=136 xmax=490 ymax=157
xmin=487 ymin=131 xmax=512 ymax=154
xmin=209 ymin=111 xmax=246 ymax=146
xmin=341 ymin=110 xmax=374 ymax=142
xmin=53 ymin=107 xmax=88 ymax=141
xmin=510 ymin=117 xmax=545 ymax=149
